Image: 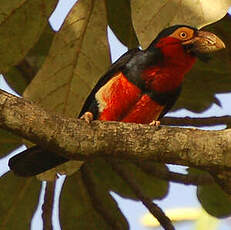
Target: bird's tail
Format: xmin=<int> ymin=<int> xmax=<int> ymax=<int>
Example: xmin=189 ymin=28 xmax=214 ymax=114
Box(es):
xmin=8 ymin=146 xmax=68 ymax=177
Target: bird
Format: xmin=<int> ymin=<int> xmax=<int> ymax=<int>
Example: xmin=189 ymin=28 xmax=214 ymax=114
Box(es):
xmin=9 ymin=25 xmax=225 ymax=177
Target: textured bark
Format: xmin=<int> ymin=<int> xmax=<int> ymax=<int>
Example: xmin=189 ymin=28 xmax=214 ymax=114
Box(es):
xmin=1 ymin=89 xmax=231 ymax=172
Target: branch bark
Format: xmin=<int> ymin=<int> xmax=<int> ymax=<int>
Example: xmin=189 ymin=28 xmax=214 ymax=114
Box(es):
xmin=1 ymin=89 xmax=231 ymax=175
xmin=161 ymin=116 xmax=231 ymax=127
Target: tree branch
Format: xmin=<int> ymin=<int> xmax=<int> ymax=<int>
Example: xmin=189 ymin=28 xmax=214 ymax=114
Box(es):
xmin=42 ymin=180 xmax=56 ymax=230
xmin=161 ymin=116 xmax=231 ymax=127
xmin=1 ymin=89 xmax=231 ymax=183
xmin=135 ymin=162 xmax=215 ymax=185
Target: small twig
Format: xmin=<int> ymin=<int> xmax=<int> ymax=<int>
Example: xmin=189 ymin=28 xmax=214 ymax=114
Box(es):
xmin=135 ymin=162 xmax=214 ymax=185
xmin=161 ymin=116 xmax=231 ymax=127
xmin=81 ymin=163 xmax=128 ymax=230
xmin=108 ymin=160 xmax=175 ymax=230
xmin=42 ymin=180 xmax=56 ymax=230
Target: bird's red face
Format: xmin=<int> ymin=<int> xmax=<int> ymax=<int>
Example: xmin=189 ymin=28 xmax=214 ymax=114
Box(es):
xmin=154 ymin=26 xmax=225 ymax=62
xmin=143 ymin=26 xmax=225 ymax=93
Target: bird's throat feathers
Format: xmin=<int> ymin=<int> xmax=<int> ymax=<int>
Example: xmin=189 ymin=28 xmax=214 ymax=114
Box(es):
xmin=143 ymin=37 xmax=196 ymax=92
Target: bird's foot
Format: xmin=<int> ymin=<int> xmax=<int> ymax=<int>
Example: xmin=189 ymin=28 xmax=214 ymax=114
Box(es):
xmin=80 ymin=112 xmax=93 ymax=123
xmin=149 ymin=120 xmax=160 ymax=126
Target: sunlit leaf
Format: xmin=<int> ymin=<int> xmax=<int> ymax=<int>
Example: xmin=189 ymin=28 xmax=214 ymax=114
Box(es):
xmin=0 ymin=129 xmax=22 ymax=158
xmin=4 ymin=25 xmax=55 ymax=95
xmin=106 ymin=0 xmax=139 ymax=48
xmin=0 ymin=172 xmax=41 ymax=230
xmin=24 ymin=0 xmax=110 ymax=179
xmin=0 ymin=0 xmax=58 ymax=73
xmin=0 ymin=0 xmax=26 ymax=24
xmin=195 ymin=209 xmax=219 ymax=230
xmin=131 ymin=0 xmax=231 ymax=48
xmin=24 ymin=0 xmax=110 ymax=117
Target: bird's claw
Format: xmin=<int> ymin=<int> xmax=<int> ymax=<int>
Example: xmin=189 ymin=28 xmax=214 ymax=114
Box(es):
xmin=149 ymin=120 xmax=160 ymax=126
xmin=80 ymin=112 xmax=93 ymax=123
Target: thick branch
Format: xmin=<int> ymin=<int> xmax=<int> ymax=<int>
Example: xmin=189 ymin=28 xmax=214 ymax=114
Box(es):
xmin=1 ymin=89 xmax=231 ymax=172
xmin=161 ymin=116 xmax=231 ymax=127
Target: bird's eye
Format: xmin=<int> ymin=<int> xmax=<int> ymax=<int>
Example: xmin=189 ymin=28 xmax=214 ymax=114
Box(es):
xmin=179 ymin=31 xmax=188 ymax=39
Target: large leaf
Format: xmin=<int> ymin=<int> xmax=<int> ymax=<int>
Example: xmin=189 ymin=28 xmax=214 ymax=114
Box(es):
xmin=24 ymin=0 xmax=110 ymax=179
xmin=197 ymin=183 xmax=231 ymax=218
xmin=60 ymin=159 xmax=168 ymax=230
xmin=0 ymin=129 xmax=22 ymax=158
xmin=0 ymin=172 xmax=41 ymax=230
xmin=131 ymin=0 xmax=231 ymax=48
xmin=60 ymin=170 xmax=128 ymax=230
xmin=4 ymin=24 xmax=55 ymax=95
xmin=24 ymin=0 xmax=110 ymax=117
xmin=88 ymin=159 xmax=169 ymax=200
xmin=0 ymin=0 xmax=26 ymax=24
xmin=106 ymin=0 xmax=139 ymax=49
xmin=173 ymin=15 xmax=231 ymax=112
xmin=188 ymin=168 xmax=231 ymax=218
xmin=0 ymin=0 xmax=58 ymax=73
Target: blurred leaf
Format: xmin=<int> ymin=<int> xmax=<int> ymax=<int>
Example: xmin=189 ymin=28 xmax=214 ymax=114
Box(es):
xmin=131 ymin=0 xmax=231 ymax=48
xmin=106 ymin=0 xmax=139 ymax=48
xmin=0 ymin=172 xmax=41 ymax=230
xmin=141 ymin=207 xmax=219 ymax=229
xmin=0 ymin=128 xmax=22 ymax=158
xmin=4 ymin=25 xmax=55 ymax=95
xmin=24 ymin=0 xmax=110 ymax=179
xmin=60 ymin=171 xmax=128 ymax=230
xmin=188 ymin=168 xmax=231 ymax=218
xmin=141 ymin=207 xmax=201 ymax=227
xmin=173 ymin=15 xmax=231 ymax=112
xmin=197 ymin=183 xmax=231 ymax=218
xmin=0 ymin=0 xmax=58 ymax=73
xmin=195 ymin=209 xmax=219 ymax=230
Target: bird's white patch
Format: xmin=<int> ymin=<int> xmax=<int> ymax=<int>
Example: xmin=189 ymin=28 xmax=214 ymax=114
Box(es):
xmin=95 ymin=75 xmax=120 ymax=112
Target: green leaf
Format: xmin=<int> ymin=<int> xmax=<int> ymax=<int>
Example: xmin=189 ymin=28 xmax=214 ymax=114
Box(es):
xmin=106 ymin=0 xmax=139 ymax=48
xmin=60 ymin=159 xmax=168 ymax=230
xmin=197 ymin=183 xmax=231 ymax=218
xmin=4 ymin=25 xmax=55 ymax=95
xmin=88 ymin=159 xmax=168 ymax=200
xmin=131 ymin=0 xmax=231 ymax=48
xmin=24 ymin=0 xmax=110 ymax=179
xmin=174 ymin=15 xmax=231 ymax=112
xmin=0 ymin=172 xmax=41 ymax=230
xmin=0 ymin=0 xmax=26 ymax=24
xmin=24 ymin=0 xmax=110 ymax=117
xmin=0 ymin=0 xmax=58 ymax=73
xmin=0 ymin=128 xmax=22 ymax=158
xmin=60 ymin=171 xmax=128 ymax=230
xmin=188 ymin=168 xmax=231 ymax=218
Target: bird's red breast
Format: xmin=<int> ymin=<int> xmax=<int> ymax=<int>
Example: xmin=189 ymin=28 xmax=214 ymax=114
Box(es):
xmin=96 ymin=72 xmax=164 ymax=123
